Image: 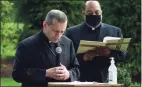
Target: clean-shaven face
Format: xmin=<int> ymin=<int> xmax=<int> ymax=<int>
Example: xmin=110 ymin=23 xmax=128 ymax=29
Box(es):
xmin=45 ymin=19 xmax=67 ymax=43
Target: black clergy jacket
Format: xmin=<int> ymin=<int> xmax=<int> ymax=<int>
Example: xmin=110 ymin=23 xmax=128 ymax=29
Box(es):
xmin=12 ymin=31 xmax=80 ymax=87
xmin=65 ymin=22 xmax=127 ymax=82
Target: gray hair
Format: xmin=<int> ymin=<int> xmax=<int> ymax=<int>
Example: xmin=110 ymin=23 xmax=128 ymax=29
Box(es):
xmin=45 ymin=9 xmax=67 ymax=25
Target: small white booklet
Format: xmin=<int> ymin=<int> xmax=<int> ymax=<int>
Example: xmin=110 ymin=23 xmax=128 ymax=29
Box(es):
xmin=77 ymin=36 xmax=131 ymax=54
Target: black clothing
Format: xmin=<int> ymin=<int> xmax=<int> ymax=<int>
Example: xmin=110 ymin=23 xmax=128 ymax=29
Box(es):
xmin=12 ymin=31 xmax=80 ymax=87
xmin=65 ymin=22 xmax=127 ymax=82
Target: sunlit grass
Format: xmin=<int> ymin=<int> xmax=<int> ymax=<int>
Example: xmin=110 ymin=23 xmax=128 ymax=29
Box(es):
xmin=1 ymin=77 xmax=21 ymax=86
xmin=131 ymin=82 xmax=141 ymax=87
xmin=1 ymin=77 xmax=141 ymax=87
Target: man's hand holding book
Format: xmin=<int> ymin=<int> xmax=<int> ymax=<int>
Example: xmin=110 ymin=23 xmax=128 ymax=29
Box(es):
xmin=83 ymin=46 xmax=110 ymax=61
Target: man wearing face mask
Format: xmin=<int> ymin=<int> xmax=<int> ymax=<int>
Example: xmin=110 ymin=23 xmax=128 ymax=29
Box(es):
xmin=65 ymin=0 xmax=127 ymax=82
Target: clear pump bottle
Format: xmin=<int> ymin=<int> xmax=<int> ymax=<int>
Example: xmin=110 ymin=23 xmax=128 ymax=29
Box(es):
xmin=108 ymin=57 xmax=117 ymax=84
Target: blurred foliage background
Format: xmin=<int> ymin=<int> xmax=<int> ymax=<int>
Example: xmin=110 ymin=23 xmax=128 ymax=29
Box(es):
xmin=0 ymin=0 xmax=141 ymax=86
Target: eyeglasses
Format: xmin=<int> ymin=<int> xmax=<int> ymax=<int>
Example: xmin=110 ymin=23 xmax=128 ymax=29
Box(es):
xmin=86 ymin=10 xmax=102 ymax=15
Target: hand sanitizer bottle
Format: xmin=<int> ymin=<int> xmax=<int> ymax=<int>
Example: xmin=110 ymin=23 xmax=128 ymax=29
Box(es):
xmin=108 ymin=57 xmax=117 ymax=84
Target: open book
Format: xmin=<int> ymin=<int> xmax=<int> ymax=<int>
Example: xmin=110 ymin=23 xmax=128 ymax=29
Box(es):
xmin=77 ymin=36 xmax=131 ymax=54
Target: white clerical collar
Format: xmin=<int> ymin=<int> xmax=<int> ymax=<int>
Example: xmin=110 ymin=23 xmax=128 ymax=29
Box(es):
xmin=49 ymin=40 xmax=59 ymax=43
xmin=92 ymin=27 xmax=95 ymax=30
xmin=85 ymin=22 xmax=101 ymax=31
xmin=49 ymin=41 xmax=52 ymax=43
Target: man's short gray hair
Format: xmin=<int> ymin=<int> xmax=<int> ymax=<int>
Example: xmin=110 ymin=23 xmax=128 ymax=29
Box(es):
xmin=45 ymin=9 xmax=67 ymax=25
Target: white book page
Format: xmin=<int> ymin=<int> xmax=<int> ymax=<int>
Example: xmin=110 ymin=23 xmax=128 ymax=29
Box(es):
xmin=103 ymin=36 xmax=121 ymax=42
xmin=103 ymin=36 xmax=131 ymax=51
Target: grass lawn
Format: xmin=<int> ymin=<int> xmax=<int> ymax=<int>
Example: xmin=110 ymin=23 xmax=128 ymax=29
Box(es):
xmin=1 ymin=77 xmax=21 ymax=86
xmin=1 ymin=77 xmax=141 ymax=87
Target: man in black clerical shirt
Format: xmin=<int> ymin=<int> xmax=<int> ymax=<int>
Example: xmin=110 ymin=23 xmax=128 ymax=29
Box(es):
xmin=12 ymin=9 xmax=80 ymax=87
xmin=65 ymin=0 xmax=127 ymax=82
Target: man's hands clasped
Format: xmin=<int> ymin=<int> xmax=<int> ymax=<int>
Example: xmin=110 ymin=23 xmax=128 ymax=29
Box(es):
xmin=46 ymin=64 xmax=70 ymax=81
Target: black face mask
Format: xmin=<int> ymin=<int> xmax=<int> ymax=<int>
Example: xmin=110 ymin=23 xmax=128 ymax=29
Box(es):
xmin=85 ymin=15 xmax=101 ymax=27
